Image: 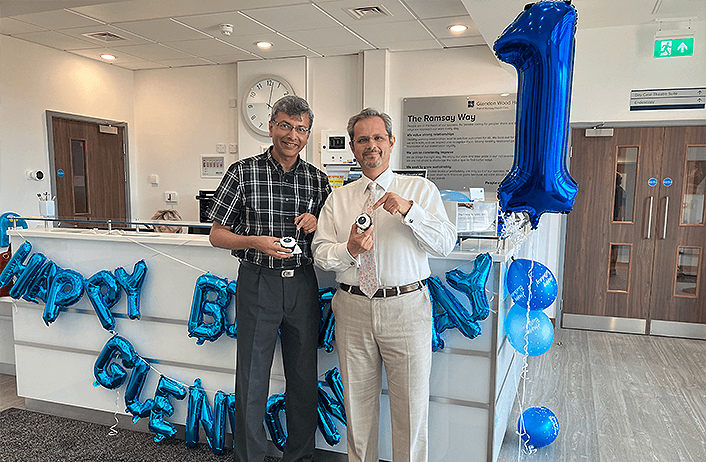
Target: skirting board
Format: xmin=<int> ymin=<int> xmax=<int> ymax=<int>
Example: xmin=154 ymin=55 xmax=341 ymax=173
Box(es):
xmin=0 ymin=362 xmax=15 ymax=375
xmin=650 ymin=320 xmax=706 ymax=340
xmin=562 ymin=313 xmax=646 ymax=335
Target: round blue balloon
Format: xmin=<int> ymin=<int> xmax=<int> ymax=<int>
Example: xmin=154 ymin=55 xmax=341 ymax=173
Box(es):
xmin=504 ymin=304 xmax=554 ymax=356
xmin=506 ymin=259 xmax=557 ymax=310
xmin=518 ymin=406 xmax=559 ymax=448
xmin=439 ymin=190 xmax=471 ymax=202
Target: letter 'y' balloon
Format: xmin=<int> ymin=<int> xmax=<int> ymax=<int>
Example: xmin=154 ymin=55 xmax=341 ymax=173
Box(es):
xmin=494 ymin=1 xmax=579 ymax=228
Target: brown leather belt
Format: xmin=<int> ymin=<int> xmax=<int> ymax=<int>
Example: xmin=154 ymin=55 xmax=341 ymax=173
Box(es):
xmin=340 ymin=280 xmax=426 ymax=298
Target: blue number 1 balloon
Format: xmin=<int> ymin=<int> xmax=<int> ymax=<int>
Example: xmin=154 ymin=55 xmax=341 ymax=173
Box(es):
xmin=494 ymin=1 xmax=579 ymax=229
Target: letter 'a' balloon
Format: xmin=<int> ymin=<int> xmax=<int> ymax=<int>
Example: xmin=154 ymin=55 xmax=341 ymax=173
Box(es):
xmin=493 ymin=1 xmax=579 ymax=228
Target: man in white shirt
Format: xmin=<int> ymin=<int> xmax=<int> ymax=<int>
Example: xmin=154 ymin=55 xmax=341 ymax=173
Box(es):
xmin=312 ymin=108 xmax=456 ymax=462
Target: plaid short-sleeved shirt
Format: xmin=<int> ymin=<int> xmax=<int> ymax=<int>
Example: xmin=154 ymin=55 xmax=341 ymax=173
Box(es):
xmin=207 ymin=147 xmax=331 ymax=269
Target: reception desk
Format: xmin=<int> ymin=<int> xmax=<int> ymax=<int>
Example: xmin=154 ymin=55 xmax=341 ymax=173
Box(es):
xmin=4 ymin=227 xmax=529 ymax=461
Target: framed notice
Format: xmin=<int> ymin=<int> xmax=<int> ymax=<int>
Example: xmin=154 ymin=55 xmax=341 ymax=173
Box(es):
xmin=402 ymin=94 xmax=516 ymax=193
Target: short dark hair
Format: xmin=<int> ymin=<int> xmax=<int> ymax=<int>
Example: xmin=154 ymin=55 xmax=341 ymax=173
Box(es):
xmin=271 ymin=95 xmax=314 ymax=129
xmin=347 ymin=108 xmax=393 ymax=140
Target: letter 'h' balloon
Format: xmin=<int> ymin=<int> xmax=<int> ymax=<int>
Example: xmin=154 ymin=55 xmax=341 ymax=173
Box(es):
xmin=494 ymin=1 xmax=579 ymax=228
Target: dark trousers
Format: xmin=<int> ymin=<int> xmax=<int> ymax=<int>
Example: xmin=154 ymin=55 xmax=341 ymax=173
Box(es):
xmin=234 ymin=262 xmax=319 ymax=462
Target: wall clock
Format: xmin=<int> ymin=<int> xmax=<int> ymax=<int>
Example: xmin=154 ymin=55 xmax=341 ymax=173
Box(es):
xmin=242 ymin=75 xmax=295 ymax=137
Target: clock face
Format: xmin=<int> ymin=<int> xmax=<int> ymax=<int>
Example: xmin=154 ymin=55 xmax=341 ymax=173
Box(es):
xmin=243 ymin=76 xmax=294 ymax=136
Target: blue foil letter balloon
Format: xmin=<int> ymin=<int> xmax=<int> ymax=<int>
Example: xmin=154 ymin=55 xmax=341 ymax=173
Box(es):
xmin=114 ymin=260 xmax=147 ymax=320
xmin=493 ymin=1 xmax=579 ymax=228
xmin=43 ymin=269 xmax=85 ymax=326
xmin=149 ymin=375 xmax=187 ymax=442
xmin=265 ymin=393 xmax=287 ymax=451
xmin=86 ymin=270 xmax=122 ymax=331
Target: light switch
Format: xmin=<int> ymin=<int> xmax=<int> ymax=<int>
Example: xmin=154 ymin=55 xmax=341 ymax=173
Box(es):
xmin=216 ymin=143 xmax=226 ymax=153
xmin=165 ymin=191 xmax=178 ymax=203
xmin=229 ymin=143 xmax=238 ymax=154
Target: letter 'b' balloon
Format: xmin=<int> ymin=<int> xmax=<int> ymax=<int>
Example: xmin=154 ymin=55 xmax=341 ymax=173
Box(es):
xmin=494 ymin=1 xmax=579 ymax=228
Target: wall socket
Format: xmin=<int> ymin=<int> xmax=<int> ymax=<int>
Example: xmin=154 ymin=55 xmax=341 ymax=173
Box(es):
xmin=165 ymin=191 xmax=178 ymax=203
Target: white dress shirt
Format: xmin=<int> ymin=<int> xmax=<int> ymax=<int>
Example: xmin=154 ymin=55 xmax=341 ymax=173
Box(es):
xmin=312 ymin=168 xmax=457 ymax=287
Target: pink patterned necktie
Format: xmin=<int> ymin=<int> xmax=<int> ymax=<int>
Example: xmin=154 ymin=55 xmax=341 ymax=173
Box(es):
xmin=359 ymin=183 xmax=380 ymax=298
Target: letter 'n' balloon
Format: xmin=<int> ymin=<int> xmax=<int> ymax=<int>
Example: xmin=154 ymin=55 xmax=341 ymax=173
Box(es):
xmin=494 ymin=1 xmax=579 ymax=229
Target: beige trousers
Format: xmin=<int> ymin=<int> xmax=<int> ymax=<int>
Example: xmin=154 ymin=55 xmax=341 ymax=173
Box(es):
xmin=332 ymin=288 xmax=432 ymax=462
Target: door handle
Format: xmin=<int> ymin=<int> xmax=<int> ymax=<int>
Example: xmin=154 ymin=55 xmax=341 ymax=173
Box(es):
xmin=661 ymin=196 xmax=669 ymax=239
xmin=646 ymin=196 xmax=654 ymax=239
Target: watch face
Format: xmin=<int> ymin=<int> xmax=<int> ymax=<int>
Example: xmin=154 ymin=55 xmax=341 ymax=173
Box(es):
xmin=244 ymin=77 xmax=293 ymax=136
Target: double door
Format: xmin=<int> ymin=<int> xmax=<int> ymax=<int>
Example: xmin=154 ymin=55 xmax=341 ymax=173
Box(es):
xmin=563 ymin=126 xmax=706 ymax=337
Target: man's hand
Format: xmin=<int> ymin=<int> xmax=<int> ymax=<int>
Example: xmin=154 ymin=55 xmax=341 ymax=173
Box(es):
xmin=346 ymin=223 xmax=374 ymax=258
xmin=254 ymin=236 xmax=293 ymax=259
xmin=373 ymin=192 xmax=413 ymax=217
xmin=294 ymin=212 xmax=318 ymax=234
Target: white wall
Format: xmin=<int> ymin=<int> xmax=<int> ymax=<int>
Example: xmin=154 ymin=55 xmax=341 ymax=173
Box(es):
xmin=0 ymin=35 xmax=135 ymax=221
xmin=133 ymin=64 xmax=237 ymax=221
xmin=572 ymin=22 xmax=706 ymax=124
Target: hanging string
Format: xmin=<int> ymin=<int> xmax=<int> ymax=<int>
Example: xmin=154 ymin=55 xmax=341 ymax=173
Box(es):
xmin=108 ymin=389 xmax=120 ymax=436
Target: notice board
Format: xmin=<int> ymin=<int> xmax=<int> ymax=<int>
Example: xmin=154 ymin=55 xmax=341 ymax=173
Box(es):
xmin=402 ymin=94 xmax=516 ymax=194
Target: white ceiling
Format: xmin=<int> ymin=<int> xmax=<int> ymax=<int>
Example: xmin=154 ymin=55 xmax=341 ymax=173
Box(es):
xmin=0 ymin=0 xmax=703 ymax=71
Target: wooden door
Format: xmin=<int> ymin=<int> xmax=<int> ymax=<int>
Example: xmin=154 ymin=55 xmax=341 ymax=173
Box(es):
xmin=649 ymin=126 xmax=706 ymax=326
xmin=563 ymin=125 xmax=706 ymax=336
xmin=51 ymin=117 xmax=127 ymax=226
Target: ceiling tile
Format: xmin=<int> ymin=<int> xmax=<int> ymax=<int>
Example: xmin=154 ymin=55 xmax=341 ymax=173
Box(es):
xmin=7 ymin=8 xmax=103 ymax=29
xmin=439 ymin=35 xmax=488 ymax=48
xmin=155 ymin=56 xmax=216 ymax=67
xmin=422 ymin=16 xmax=481 ymax=39
xmin=385 ymin=39 xmax=443 ymax=52
xmin=172 ymin=12 xmax=271 ymax=38
xmin=209 ymin=50 xmax=262 ymax=64
xmin=108 ymin=42 xmax=194 ymax=60
xmin=287 ymin=27 xmax=370 ymax=49
xmin=229 ymin=31 xmax=309 ymax=54
xmin=70 ymin=0 xmax=311 ymax=23
xmin=11 ymin=30 xmax=100 ymax=50
xmin=0 ymin=17 xmax=46 ymax=34
xmin=69 ymin=47 xmax=149 ymax=63
xmin=56 ymin=24 xmax=154 ymax=46
xmin=242 ymin=4 xmax=339 ymax=32
xmin=402 ymin=0 xmax=470 ymax=20
xmin=111 ymin=18 xmax=209 ymax=42
xmin=165 ymin=38 xmax=254 ymax=59
xmin=351 ymin=19 xmax=434 ymax=46
xmin=315 ymin=0 xmax=416 ymax=28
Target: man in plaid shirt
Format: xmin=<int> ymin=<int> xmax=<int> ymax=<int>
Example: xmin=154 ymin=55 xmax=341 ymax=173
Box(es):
xmin=208 ymin=95 xmax=331 ymax=462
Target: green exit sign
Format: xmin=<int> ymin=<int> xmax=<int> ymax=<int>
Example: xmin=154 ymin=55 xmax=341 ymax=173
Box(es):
xmin=654 ymin=37 xmax=694 ymax=58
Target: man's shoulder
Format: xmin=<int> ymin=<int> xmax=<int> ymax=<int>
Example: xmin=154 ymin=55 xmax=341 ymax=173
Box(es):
xmin=227 ymin=152 xmax=269 ymax=170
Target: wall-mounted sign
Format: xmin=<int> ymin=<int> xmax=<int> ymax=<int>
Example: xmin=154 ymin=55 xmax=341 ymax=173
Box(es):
xmin=654 ymin=37 xmax=694 ymax=58
xmin=402 ymin=94 xmax=516 ymax=194
xmin=630 ymin=87 xmax=706 ymax=111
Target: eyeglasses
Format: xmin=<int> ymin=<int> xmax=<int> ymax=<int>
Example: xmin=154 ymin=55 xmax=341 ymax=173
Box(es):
xmin=354 ymin=135 xmax=389 ymax=145
xmin=273 ymin=120 xmax=311 ymax=135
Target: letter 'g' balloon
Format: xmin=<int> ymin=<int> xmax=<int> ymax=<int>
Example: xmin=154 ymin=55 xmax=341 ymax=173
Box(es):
xmin=518 ymin=406 xmax=560 ymax=448
xmin=493 ymin=1 xmax=579 ymax=228
xmin=504 ymin=304 xmax=554 ymax=356
xmin=506 ymin=259 xmax=557 ymax=310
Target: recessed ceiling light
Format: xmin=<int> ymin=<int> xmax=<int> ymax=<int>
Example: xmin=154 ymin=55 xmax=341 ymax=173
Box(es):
xmin=256 ymin=41 xmax=273 ymax=49
xmin=500 ymin=93 xmax=511 ymax=97
xmin=448 ymin=24 xmax=468 ymax=33
xmin=100 ymin=53 xmax=116 ymax=60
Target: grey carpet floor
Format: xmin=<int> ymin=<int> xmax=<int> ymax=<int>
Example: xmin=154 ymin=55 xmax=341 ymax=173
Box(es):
xmin=0 ymin=408 xmax=283 ymax=462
